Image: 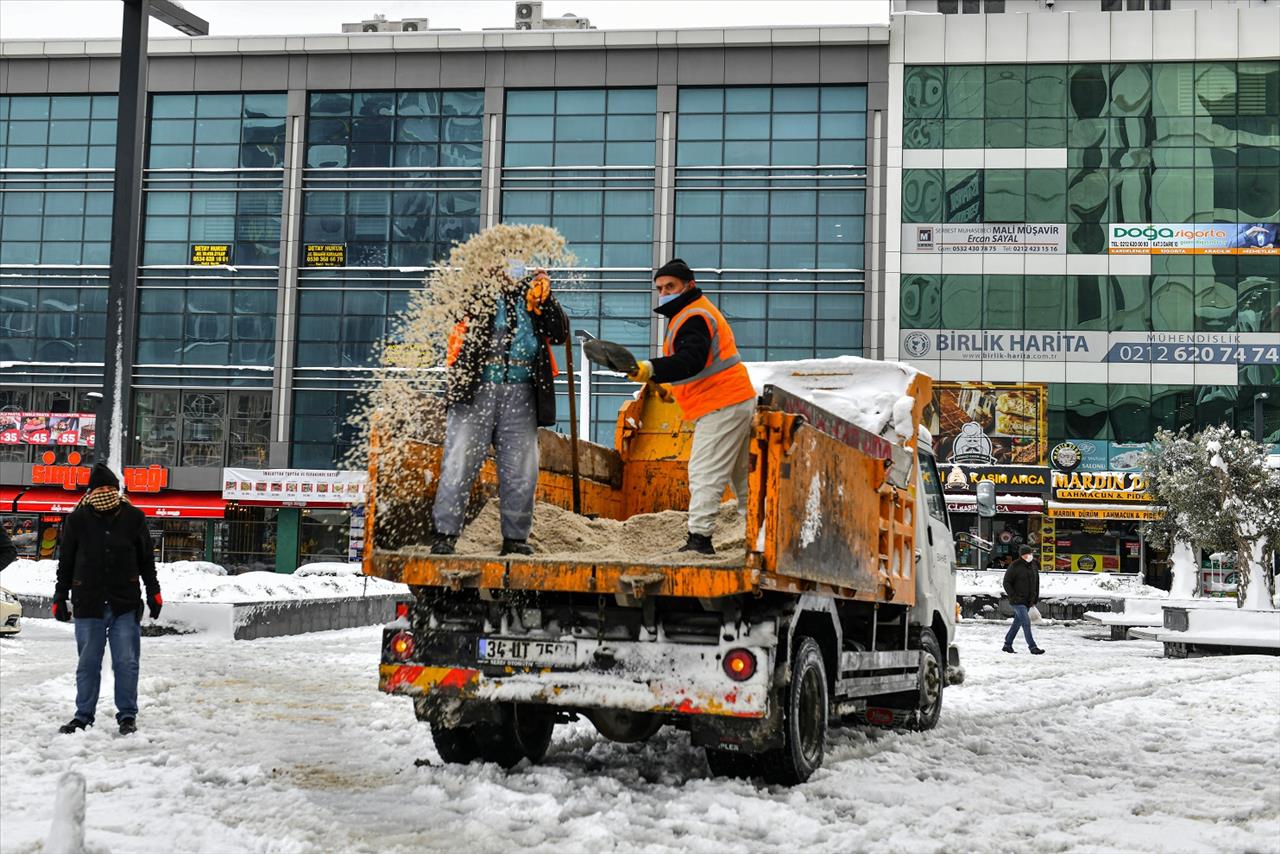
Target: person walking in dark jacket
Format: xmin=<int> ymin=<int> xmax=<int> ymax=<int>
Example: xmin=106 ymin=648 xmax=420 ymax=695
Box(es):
xmin=431 ymin=262 xmax=568 ymax=556
xmin=1002 ymin=545 xmax=1044 ymax=654
xmin=0 ymin=524 xmax=17 ymax=570
xmin=53 ymin=463 xmax=162 ymax=735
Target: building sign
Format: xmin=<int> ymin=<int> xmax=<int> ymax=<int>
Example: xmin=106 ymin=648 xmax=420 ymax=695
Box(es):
xmin=939 ymin=464 xmax=1050 ymax=495
xmin=1050 ymin=440 xmax=1146 ymax=473
xmin=28 ymin=451 xmax=169 ymax=493
xmin=904 ymin=223 xmax=1066 ymax=254
xmin=926 ymin=382 xmax=1047 ymax=466
xmin=1109 ymin=223 xmax=1279 ymax=255
xmin=191 ymin=243 xmax=232 ymax=265
xmin=899 ymin=330 xmax=1279 ymax=365
xmin=1055 ymin=553 xmax=1121 ymax=573
xmin=1 ymin=412 xmax=96 ymax=446
xmin=1051 ymin=470 xmax=1150 ymax=502
xmin=348 ymin=503 xmax=366 ymax=562
xmin=1046 ymin=505 xmax=1163 ymax=521
xmin=222 ymin=468 xmax=368 ymax=504
xmin=305 ymin=244 xmax=347 ymax=267
xmin=945 ymin=497 xmax=1044 ymax=515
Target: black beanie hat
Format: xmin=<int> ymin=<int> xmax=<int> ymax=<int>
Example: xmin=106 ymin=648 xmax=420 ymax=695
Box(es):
xmin=1018 ymin=544 xmax=1036 ymax=557
xmin=87 ymin=462 xmax=120 ymax=492
xmin=654 ymin=258 xmax=695 ymax=283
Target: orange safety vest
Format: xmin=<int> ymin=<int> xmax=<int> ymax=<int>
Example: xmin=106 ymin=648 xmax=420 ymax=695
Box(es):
xmin=446 ymin=319 xmax=558 ymax=376
xmin=663 ymin=295 xmax=756 ymax=422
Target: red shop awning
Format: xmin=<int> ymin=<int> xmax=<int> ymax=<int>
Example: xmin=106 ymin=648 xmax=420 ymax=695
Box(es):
xmin=1 ymin=487 xmax=225 ymax=519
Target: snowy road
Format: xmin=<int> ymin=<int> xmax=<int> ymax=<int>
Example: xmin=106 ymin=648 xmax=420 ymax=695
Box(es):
xmin=2 ymin=619 xmax=1278 ymax=854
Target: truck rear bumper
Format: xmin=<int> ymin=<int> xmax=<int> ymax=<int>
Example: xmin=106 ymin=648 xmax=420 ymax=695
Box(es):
xmin=380 ymin=639 xmax=771 ymax=718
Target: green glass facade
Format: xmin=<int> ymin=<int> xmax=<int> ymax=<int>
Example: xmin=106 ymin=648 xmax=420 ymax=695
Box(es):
xmin=899 ymin=61 xmax=1280 ymax=446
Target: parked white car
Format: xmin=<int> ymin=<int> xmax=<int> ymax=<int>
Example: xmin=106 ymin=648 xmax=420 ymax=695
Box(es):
xmin=0 ymin=587 xmax=20 ymax=636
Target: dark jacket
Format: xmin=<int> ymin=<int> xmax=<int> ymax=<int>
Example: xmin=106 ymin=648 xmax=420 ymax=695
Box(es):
xmin=0 ymin=525 xmax=17 ymax=571
xmin=447 ymin=291 xmax=568 ymax=428
xmin=54 ymin=500 xmax=160 ymax=619
xmin=1002 ymin=559 xmax=1040 ymax=607
xmin=648 ymin=287 xmax=712 ymax=384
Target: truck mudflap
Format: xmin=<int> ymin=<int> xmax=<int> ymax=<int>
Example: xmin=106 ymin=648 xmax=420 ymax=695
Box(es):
xmin=946 ymin=645 xmax=965 ymax=685
xmin=380 ymin=639 xmax=771 ymax=718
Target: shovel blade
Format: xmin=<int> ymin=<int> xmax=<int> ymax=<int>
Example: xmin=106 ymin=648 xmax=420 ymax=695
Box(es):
xmin=582 ymin=339 xmax=638 ymax=374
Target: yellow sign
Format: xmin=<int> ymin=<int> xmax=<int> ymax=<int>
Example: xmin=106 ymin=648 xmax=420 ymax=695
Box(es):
xmin=191 ymin=244 xmax=231 ymax=266
xmin=305 ymin=244 xmax=346 ymax=267
xmin=1051 ymin=470 xmax=1150 ymax=502
xmin=1047 ymin=506 xmax=1163 ymax=521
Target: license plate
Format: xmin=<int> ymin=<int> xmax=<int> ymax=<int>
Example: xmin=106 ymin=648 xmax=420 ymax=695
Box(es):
xmin=478 ymin=637 xmax=577 ymax=668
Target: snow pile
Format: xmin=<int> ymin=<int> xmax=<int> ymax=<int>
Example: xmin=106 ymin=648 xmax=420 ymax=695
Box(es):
xmin=0 ymin=559 xmax=405 ymax=604
xmin=295 ymin=562 xmax=363 ymax=577
xmin=158 ymin=560 xmax=227 ymax=577
xmin=44 ymin=771 xmax=86 ymax=854
xmin=745 ymin=356 xmax=921 ymax=443
xmin=957 ymin=569 xmax=1166 ymax=599
xmin=1170 ymin=540 xmax=1199 ymax=599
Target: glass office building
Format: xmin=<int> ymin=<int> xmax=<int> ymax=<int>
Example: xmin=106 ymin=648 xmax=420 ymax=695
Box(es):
xmin=888 ymin=0 xmax=1279 ymax=579
xmin=0 ymin=24 xmax=888 ymax=571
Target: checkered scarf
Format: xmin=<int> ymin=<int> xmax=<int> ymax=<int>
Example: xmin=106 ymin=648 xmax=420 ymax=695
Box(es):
xmin=85 ymin=488 xmax=122 ymax=512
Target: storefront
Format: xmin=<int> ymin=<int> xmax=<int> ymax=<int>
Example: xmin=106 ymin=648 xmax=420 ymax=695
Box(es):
xmin=939 ymin=464 xmax=1049 ymax=570
xmin=221 ymin=468 xmax=368 ymax=573
xmin=1044 ymin=468 xmax=1167 ymax=584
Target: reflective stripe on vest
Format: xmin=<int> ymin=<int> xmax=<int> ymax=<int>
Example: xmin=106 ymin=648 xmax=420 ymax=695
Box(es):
xmin=662 ymin=296 xmax=756 ymax=422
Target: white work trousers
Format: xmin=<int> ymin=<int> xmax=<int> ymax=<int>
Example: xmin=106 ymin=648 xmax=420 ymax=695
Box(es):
xmin=686 ymin=398 xmax=754 ymax=536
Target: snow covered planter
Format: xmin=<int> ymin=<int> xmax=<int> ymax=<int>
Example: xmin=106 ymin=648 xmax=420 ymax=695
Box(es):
xmin=1140 ymin=426 xmax=1280 ymax=610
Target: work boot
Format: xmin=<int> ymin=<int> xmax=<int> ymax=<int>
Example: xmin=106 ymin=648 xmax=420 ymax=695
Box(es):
xmin=1030 ymin=647 xmax=1046 ymax=655
xmin=500 ymin=538 xmax=534 ymax=556
xmin=1001 ymin=646 xmax=1015 ymax=654
xmin=118 ymin=718 xmax=137 ymax=736
xmin=58 ymin=718 xmax=90 ymax=734
xmin=430 ymin=534 xmax=457 ymax=555
xmin=679 ymin=533 xmax=715 ymax=556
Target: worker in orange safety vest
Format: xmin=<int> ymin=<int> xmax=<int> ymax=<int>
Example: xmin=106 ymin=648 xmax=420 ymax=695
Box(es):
xmin=628 ymin=259 xmax=758 ymax=555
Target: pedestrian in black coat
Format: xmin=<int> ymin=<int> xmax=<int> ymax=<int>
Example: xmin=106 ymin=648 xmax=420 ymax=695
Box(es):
xmin=1002 ymin=545 xmax=1044 ymax=655
xmin=0 ymin=524 xmax=17 ymax=570
xmin=53 ymin=463 xmax=162 ymax=735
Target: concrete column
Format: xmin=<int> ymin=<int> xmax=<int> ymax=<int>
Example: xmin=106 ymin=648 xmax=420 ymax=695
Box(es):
xmin=269 ymin=88 xmax=308 ymax=468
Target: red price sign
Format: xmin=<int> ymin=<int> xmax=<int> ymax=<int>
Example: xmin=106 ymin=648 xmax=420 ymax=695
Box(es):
xmin=0 ymin=430 xmax=19 ymax=445
xmin=56 ymin=431 xmax=80 ymax=445
xmin=25 ymin=430 xmax=50 ymax=444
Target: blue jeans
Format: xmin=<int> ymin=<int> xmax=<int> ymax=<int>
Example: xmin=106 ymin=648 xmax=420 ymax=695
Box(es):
xmin=1004 ymin=604 xmax=1038 ymax=650
xmin=73 ymin=604 xmax=141 ymax=724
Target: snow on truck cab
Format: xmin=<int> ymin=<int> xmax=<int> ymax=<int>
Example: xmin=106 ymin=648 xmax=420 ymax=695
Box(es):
xmin=364 ymin=356 xmax=960 ymax=784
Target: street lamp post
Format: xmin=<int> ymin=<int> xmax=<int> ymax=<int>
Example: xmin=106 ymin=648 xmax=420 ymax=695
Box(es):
xmin=1255 ymin=392 xmax=1271 ymax=444
xmin=97 ymin=0 xmax=209 ymax=472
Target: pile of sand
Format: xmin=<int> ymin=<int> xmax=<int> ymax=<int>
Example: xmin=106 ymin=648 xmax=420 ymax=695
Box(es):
xmin=446 ymin=500 xmax=747 ymax=565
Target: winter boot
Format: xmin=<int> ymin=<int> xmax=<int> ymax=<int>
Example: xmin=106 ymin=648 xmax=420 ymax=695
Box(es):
xmin=500 ymin=538 xmax=534 ymax=556
xmin=118 ymin=718 xmax=137 ymax=736
xmin=679 ymin=533 xmax=716 ymax=556
xmin=1030 ymin=647 xmax=1046 ymax=655
xmin=1001 ymin=646 xmax=1015 ymax=654
xmin=58 ymin=718 xmax=90 ymax=734
xmin=430 ymin=534 xmax=458 ymax=555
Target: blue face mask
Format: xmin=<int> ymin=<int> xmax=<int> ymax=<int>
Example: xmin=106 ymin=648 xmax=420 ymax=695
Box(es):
xmin=658 ymin=291 xmax=681 ymax=307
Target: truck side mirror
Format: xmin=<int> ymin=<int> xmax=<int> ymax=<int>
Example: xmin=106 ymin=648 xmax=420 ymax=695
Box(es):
xmin=976 ymin=481 xmax=996 ymax=519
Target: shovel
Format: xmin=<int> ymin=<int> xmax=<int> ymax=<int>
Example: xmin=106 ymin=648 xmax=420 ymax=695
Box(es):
xmin=580 ymin=334 xmax=674 ymax=403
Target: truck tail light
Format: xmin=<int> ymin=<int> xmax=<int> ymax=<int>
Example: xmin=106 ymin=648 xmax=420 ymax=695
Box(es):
xmin=865 ymin=707 xmax=894 ymax=726
xmin=722 ymin=648 xmax=756 ymax=682
xmin=395 ymin=601 xmax=409 ymax=620
xmin=389 ymin=631 xmax=415 ymax=661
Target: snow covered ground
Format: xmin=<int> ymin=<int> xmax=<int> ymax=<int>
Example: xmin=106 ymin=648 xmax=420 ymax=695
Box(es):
xmin=2 ymin=620 xmax=1277 ymax=854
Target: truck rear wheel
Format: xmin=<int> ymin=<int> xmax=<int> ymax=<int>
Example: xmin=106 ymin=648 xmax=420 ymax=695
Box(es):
xmin=474 ymin=703 xmax=555 ymax=768
xmin=911 ymin=629 xmax=944 ymax=732
xmin=704 ymin=748 xmax=759 ymax=779
xmin=431 ymin=724 xmax=481 ymax=765
xmin=761 ymin=636 xmax=828 ymax=786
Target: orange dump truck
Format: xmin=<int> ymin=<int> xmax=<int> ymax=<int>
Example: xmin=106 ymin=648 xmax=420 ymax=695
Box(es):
xmin=364 ymin=358 xmax=960 ymax=784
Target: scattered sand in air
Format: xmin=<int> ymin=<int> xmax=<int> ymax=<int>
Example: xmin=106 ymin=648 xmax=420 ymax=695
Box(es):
xmin=426 ymin=500 xmax=748 ymax=565
xmin=343 ymin=224 xmax=578 ymax=517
